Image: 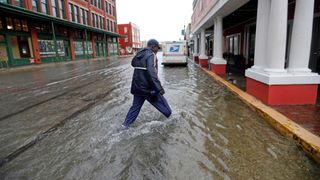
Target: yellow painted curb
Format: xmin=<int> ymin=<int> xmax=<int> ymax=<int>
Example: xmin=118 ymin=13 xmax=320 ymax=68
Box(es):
xmin=199 ymin=66 xmax=320 ymax=163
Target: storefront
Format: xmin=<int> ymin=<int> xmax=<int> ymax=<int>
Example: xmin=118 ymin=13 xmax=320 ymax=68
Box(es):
xmin=0 ymin=16 xmax=34 ymax=66
xmin=108 ymin=37 xmax=118 ymax=56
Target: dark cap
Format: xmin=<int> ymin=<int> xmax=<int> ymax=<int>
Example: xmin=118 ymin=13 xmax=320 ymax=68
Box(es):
xmin=147 ymin=39 xmax=160 ymax=48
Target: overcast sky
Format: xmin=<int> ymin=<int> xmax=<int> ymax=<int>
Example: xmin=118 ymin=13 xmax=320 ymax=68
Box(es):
xmin=116 ymin=0 xmax=193 ymax=42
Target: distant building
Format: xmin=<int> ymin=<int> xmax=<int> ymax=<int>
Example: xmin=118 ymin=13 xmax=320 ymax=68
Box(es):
xmin=0 ymin=0 xmax=120 ymax=67
xmin=118 ymin=22 xmax=141 ymax=54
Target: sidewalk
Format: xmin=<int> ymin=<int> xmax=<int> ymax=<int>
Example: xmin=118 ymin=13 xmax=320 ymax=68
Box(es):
xmin=0 ymin=55 xmax=134 ymax=74
xmin=192 ymin=59 xmax=320 ymax=163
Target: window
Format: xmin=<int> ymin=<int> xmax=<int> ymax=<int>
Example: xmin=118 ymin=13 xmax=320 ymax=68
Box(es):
xmin=85 ymin=10 xmax=89 ymax=26
xmin=125 ymin=38 xmax=128 ymax=42
xmin=102 ymin=17 xmax=105 ymax=29
xmin=13 ymin=0 xmax=23 ymax=7
xmin=0 ymin=0 xmax=9 ymax=3
xmin=38 ymin=39 xmax=56 ymax=57
xmin=32 ymin=0 xmax=39 ymax=12
xmin=10 ymin=36 xmax=32 ymax=59
xmin=124 ymin=27 xmax=127 ymax=33
xmin=92 ymin=13 xmax=95 ymax=27
xmin=95 ymin=14 xmax=98 ymax=28
xmin=227 ymin=34 xmax=241 ymax=55
xmin=69 ymin=3 xmax=74 ymax=22
xmin=105 ymin=2 xmax=108 ymax=13
xmin=98 ymin=0 xmax=101 ymax=9
xmin=0 ymin=19 xmax=3 ymax=29
xmin=113 ymin=6 xmax=115 ymax=16
xmin=74 ymin=5 xmax=79 ymax=23
xmin=100 ymin=16 xmax=103 ymax=29
xmin=114 ymin=22 xmax=116 ymax=32
xmin=110 ymin=20 xmax=113 ymax=32
xmin=81 ymin=8 xmax=85 ymax=25
xmin=51 ymin=0 xmax=58 ymax=17
xmin=41 ymin=0 xmax=48 ymax=14
xmin=58 ymin=0 xmax=65 ymax=19
xmin=106 ymin=19 xmax=109 ymax=31
xmin=13 ymin=19 xmax=21 ymax=31
xmin=6 ymin=17 xmax=13 ymax=30
xmin=109 ymin=4 xmax=112 ymax=15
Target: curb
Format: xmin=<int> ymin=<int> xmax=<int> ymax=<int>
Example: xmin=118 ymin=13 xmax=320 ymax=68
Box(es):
xmin=196 ymin=62 xmax=320 ymax=163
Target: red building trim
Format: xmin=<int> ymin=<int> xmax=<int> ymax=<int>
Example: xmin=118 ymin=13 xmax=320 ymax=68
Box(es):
xmin=246 ymin=78 xmax=318 ymax=105
xmin=210 ymin=64 xmax=226 ymax=75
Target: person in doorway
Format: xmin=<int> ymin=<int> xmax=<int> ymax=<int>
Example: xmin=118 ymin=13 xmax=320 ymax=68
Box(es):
xmin=120 ymin=39 xmax=172 ymax=130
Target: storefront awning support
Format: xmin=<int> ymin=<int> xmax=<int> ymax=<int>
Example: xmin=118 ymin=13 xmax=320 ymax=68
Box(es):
xmin=51 ymin=21 xmax=58 ymax=62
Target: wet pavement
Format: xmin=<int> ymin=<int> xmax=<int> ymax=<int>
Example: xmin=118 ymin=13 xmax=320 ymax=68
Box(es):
xmin=0 ymin=54 xmax=319 ymax=179
xmin=224 ymin=68 xmax=320 ymax=137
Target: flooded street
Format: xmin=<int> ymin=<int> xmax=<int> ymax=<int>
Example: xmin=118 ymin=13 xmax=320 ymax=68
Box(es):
xmin=0 ymin=55 xmax=319 ymax=179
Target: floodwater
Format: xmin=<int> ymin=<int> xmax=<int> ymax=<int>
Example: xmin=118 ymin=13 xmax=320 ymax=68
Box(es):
xmin=0 ymin=54 xmax=319 ymax=179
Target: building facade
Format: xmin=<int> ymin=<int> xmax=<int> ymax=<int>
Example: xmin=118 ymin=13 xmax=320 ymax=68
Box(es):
xmin=118 ymin=22 xmax=141 ymax=54
xmin=0 ymin=0 xmax=120 ymax=68
xmin=190 ymin=0 xmax=320 ymax=105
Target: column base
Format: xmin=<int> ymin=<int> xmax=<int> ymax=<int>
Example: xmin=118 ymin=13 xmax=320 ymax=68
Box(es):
xmin=193 ymin=56 xmax=199 ymax=64
xmin=199 ymin=58 xmax=209 ymax=68
xmin=210 ymin=64 xmax=226 ymax=75
xmin=246 ymin=78 xmax=319 ymax=105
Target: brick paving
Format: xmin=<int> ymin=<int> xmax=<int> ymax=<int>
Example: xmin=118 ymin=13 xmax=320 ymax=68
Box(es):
xmin=272 ymin=104 xmax=320 ymax=136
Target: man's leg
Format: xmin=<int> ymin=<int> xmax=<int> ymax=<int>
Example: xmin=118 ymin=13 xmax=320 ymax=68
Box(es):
xmin=123 ymin=95 xmax=145 ymax=126
xmin=147 ymin=95 xmax=172 ymax=117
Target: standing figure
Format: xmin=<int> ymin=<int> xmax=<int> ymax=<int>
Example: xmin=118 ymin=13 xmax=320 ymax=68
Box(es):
xmin=121 ymin=39 xmax=172 ymax=129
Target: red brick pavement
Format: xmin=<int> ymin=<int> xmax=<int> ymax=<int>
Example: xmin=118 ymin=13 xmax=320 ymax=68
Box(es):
xmin=272 ymin=104 xmax=320 ymax=136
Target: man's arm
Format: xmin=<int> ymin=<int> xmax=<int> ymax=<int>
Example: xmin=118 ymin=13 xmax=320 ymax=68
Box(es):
xmin=146 ymin=54 xmax=164 ymax=94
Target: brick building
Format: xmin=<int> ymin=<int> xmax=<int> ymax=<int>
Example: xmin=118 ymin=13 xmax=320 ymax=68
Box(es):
xmin=118 ymin=22 xmax=141 ymax=54
xmin=0 ymin=0 xmax=120 ymax=67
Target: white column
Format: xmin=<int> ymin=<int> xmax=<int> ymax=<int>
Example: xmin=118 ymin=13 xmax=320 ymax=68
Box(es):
xmin=264 ymin=0 xmax=288 ymax=73
xmin=210 ymin=16 xmax=226 ymax=64
xmin=199 ymin=29 xmax=208 ymax=59
xmin=252 ymin=0 xmax=270 ymax=69
xmin=193 ymin=34 xmax=198 ymax=56
xmin=287 ymin=0 xmax=314 ymax=73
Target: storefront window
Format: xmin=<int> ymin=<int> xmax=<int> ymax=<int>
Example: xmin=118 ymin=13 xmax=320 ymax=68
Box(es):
xmin=0 ymin=19 xmax=3 ymax=29
xmin=11 ymin=36 xmax=32 ymax=59
xmin=57 ymin=40 xmax=65 ymax=56
xmin=88 ymin=42 xmax=93 ymax=55
xmin=74 ymin=41 xmax=84 ymax=55
xmin=38 ymin=39 xmax=55 ymax=57
xmin=21 ymin=20 xmax=28 ymax=32
xmin=0 ymin=44 xmax=8 ymax=62
xmin=6 ymin=17 xmax=13 ymax=30
xmin=14 ymin=19 xmax=22 ymax=31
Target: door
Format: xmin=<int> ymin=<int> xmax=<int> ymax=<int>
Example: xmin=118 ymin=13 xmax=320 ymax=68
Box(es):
xmin=310 ymin=17 xmax=320 ymax=74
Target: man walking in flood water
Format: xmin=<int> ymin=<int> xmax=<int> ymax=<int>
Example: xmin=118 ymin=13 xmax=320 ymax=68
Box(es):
xmin=120 ymin=39 xmax=172 ymax=129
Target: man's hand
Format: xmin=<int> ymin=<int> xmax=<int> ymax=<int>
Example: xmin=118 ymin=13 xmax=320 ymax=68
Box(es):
xmin=159 ymin=89 xmax=165 ymax=95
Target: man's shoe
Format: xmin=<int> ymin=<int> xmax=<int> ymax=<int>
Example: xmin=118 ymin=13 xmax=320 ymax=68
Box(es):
xmin=117 ymin=124 xmax=129 ymax=132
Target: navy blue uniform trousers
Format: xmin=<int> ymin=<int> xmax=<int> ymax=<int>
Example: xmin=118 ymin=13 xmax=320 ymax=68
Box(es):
xmin=123 ymin=95 xmax=172 ymax=126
